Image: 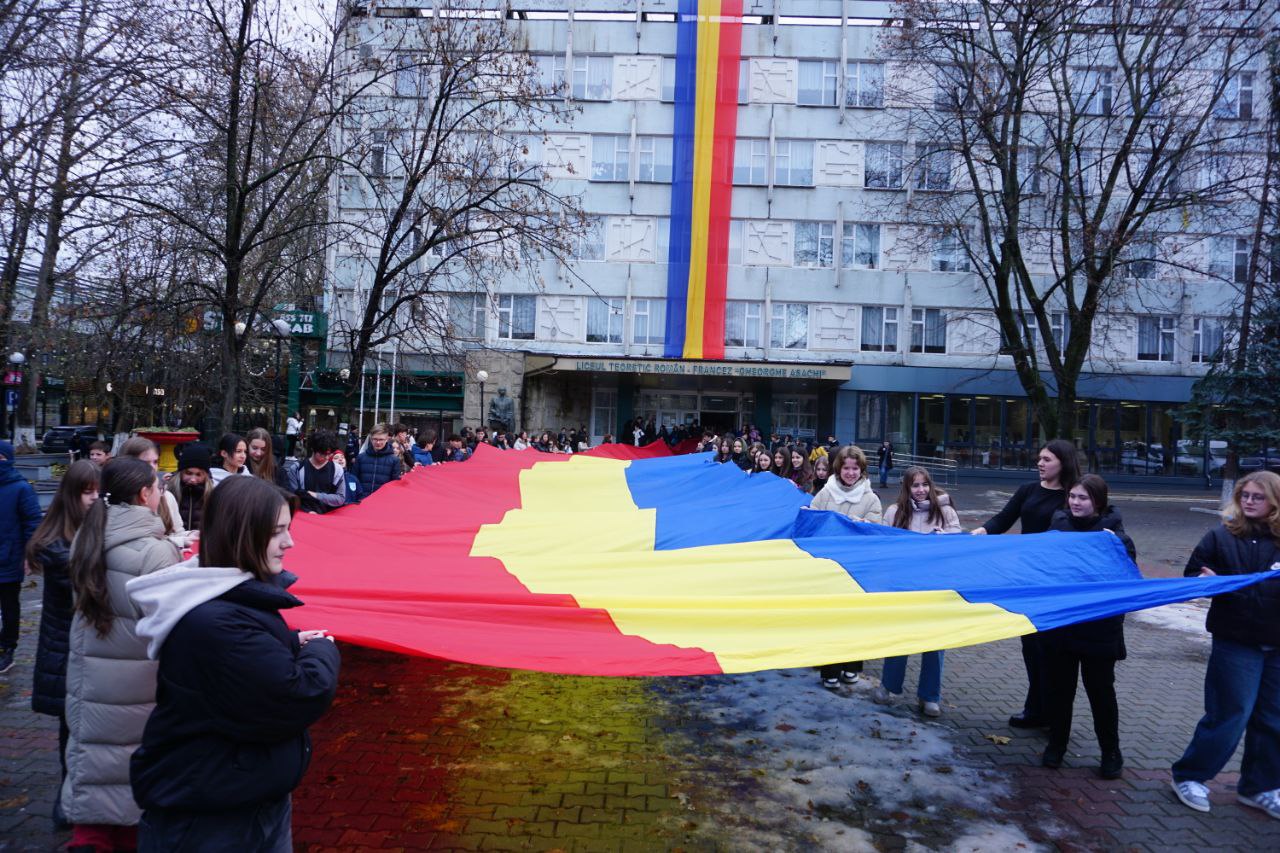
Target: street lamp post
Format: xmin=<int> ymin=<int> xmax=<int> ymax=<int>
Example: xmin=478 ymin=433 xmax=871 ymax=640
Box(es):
xmin=269 ymin=318 xmax=292 ymax=434
xmin=6 ymin=352 xmax=26 ymax=443
xmin=476 ymin=369 xmax=488 ymax=431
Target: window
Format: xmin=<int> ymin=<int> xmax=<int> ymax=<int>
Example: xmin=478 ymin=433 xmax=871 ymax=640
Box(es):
xmin=633 ymin=298 xmax=666 ymax=346
xmin=1215 ymin=72 xmax=1254 ymax=120
xmin=798 ymin=60 xmax=840 ymax=106
xmin=395 ymin=54 xmax=430 ymax=97
xmin=865 ymin=142 xmax=904 ymax=189
xmin=449 ymin=293 xmax=486 ymax=339
xmin=861 ymin=307 xmax=898 ymax=352
xmin=728 ymin=219 xmax=743 ymax=265
xmin=636 ymin=136 xmax=673 ymax=183
xmin=1017 ymin=147 xmax=1042 ymax=194
xmin=592 ymin=389 xmax=617 ymax=440
xmin=773 ymin=140 xmax=814 ymax=186
xmin=1074 ymin=69 xmax=1113 ymax=116
xmin=572 ymin=216 xmax=605 ymax=260
xmin=369 ymin=131 xmax=387 ymax=177
xmin=845 ymin=62 xmax=884 ymax=108
xmin=725 ymin=300 xmax=762 ymax=347
xmin=842 ymin=223 xmax=880 ymax=269
xmin=770 ymin=302 xmax=808 ymax=349
xmin=1192 ymin=317 xmax=1226 ymax=364
xmin=794 ymin=221 xmax=834 ymax=268
xmin=774 ymin=396 xmax=817 ymax=435
xmin=1137 ymin=315 xmax=1175 ymax=362
xmin=911 ymin=308 xmax=946 ymax=353
xmin=1123 ymin=238 xmax=1158 ymax=280
xmin=737 ymin=58 xmax=749 ymax=105
xmin=1001 ymin=313 xmax=1040 ymax=353
xmin=1210 ymin=237 xmax=1250 ymax=284
xmin=587 ymin=296 xmax=624 ymax=343
xmin=541 ymin=54 xmax=612 ymax=100
xmin=1050 ymin=311 xmax=1069 ymax=352
xmin=932 ymin=230 xmax=970 ymax=272
xmin=934 ymin=64 xmax=974 ymax=112
xmin=733 ymin=138 xmax=769 ymax=184
xmin=591 ymin=135 xmax=629 ymax=181
xmin=916 ymin=145 xmax=953 ymax=190
xmin=497 ymin=294 xmax=536 ymax=340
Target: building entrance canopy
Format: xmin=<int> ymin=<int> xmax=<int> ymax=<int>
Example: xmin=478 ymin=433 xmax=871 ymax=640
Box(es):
xmin=536 ymin=356 xmax=851 ymax=383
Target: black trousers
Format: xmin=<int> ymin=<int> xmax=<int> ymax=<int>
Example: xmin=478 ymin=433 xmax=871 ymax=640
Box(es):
xmin=1020 ymin=634 xmax=1049 ymax=719
xmin=1044 ymin=646 xmax=1120 ymax=754
xmin=0 ymin=580 xmax=20 ymax=650
xmin=819 ymin=661 xmax=863 ymax=680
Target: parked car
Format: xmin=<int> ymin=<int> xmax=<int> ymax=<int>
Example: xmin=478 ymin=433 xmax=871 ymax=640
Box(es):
xmin=40 ymin=424 xmax=101 ymax=453
xmin=1175 ymin=440 xmax=1228 ymax=477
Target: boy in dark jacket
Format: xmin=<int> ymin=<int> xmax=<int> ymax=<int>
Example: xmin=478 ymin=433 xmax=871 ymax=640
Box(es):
xmin=351 ymin=424 xmax=402 ymax=497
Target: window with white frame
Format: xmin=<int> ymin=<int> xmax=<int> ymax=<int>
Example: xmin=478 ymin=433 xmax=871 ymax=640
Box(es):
xmin=587 ymin=296 xmax=625 ymax=343
xmin=770 ymin=302 xmax=809 ymax=349
xmin=861 ymin=307 xmax=898 ymax=352
xmin=1215 ymin=72 xmax=1254 ymax=120
xmin=842 ymin=223 xmax=880 ymax=269
xmin=728 ymin=219 xmax=743 ymax=265
xmin=1017 ymin=147 xmax=1042 ymax=194
xmin=1137 ymin=315 xmax=1176 ymax=361
xmin=497 ymin=294 xmax=536 ymax=340
xmin=660 ymin=57 xmax=676 ymax=102
xmin=1192 ymin=317 xmax=1226 ymax=363
xmin=591 ymin=135 xmax=629 ymax=181
xmin=1122 ymin=237 xmax=1159 ymax=279
xmin=798 ymin=60 xmax=840 ymax=106
xmin=1074 ymin=68 xmax=1113 ymax=115
xmin=369 ymin=131 xmax=387 ymax=177
xmin=932 ymin=230 xmax=970 ymax=272
xmin=636 ymin=136 xmax=673 ymax=182
xmin=633 ymin=298 xmax=666 ymax=346
xmin=449 ymin=293 xmax=486 ymax=340
xmin=1210 ymin=236 xmax=1250 ymax=284
xmin=725 ymin=300 xmax=762 ymax=347
xmin=916 ymin=145 xmax=953 ymax=190
xmin=1050 ymin=311 xmax=1069 ymax=352
xmin=794 ymin=221 xmax=835 ymax=268
xmin=933 ymin=64 xmax=974 ymax=112
xmin=394 ymin=54 xmax=431 ymax=97
xmin=910 ymin=308 xmax=946 ymax=353
xmin=737 ymin=58 xmax=749 ymax=104
xmin=592 ymin=388 xmax=617 ymax=439
xmin=865 ymin=142 xmax=904 ymax=189
xmin=572 ymin=216 xmax=605 ymax=260
xmin=773 ymin=140 xmax=814 ymax=186
xmin=733 ymin=138 xmax=769 ymax=184
xmin=655 ymin=216 xmax=671 ymax=263
xmin=845 ymin=62 xmax=884 ymax=108
xmin=567 ymin=54 xmax=613 ymax=100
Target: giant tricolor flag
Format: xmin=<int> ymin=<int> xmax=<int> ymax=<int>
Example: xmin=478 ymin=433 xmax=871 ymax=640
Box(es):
xmin=283 ymin=445 xmax=1267 ymax=676
xmin=663 ymin=0 xmax=743 ymax=360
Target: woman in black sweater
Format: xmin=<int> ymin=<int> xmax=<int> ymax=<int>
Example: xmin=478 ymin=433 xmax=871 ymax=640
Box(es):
xmin=972 ymin=438 xmax=1080 ymax=728
xmin=1040 ymin=474 xmax=1135 ymax=779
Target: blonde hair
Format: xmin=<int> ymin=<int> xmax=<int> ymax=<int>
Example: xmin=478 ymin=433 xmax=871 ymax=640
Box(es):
xmin=1224 ymin=471 xmax=1280 ymax=538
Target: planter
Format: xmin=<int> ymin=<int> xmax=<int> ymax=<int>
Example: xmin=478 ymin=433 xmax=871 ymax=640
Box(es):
xmin=133 ymin=430 xmax=200 ymax=472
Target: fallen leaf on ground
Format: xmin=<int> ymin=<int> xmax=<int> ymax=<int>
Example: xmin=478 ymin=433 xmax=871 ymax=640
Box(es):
xmin=984 ymin=734 xmax=1012 ymax=745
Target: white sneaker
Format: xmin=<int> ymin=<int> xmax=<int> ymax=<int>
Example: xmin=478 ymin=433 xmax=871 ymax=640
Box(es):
xmin=1238 ymin=789 xmax=1280 ymax=820
xmin=870 ymin=685 xmax=893 ymax=704
xmin=919 ymin=700 xmax=941 ymax=717
xmin=1172 ymin=780 xmax=1211 ymax=813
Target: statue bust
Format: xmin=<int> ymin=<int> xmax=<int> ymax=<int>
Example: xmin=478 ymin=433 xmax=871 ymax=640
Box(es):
xmin=488 ymin=386 xmax=515 ymax=431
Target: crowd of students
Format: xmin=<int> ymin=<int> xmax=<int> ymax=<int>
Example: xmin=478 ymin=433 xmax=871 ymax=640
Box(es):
xmin=0 ymin=427 xmax=1278 ymax=848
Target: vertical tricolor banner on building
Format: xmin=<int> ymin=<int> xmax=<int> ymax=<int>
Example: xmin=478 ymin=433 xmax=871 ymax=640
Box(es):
xmin=664 ymin=0 xmax=743 ymax=360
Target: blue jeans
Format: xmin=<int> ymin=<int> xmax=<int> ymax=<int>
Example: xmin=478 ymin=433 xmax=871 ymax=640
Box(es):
xmin=1173 ymin=637 xmax=1280 ymax=797
xmin=878 ymin=463 xmax=889 ymax=487
xmin=881 ymin=651 xmax=945 ymax=703
xmin=139 ymin=796 xmax=291 ymax=853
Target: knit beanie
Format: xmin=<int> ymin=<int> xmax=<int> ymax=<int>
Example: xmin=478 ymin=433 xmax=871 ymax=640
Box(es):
xmin=177 ymin=442 xmax=213 ymax=473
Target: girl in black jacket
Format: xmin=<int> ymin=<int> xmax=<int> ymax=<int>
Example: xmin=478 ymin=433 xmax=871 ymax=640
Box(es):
xmin=1171 ymin=471 xmax=1280 ymax=818
xmin=26 ymin=460 xmax=100 ymax=829
xmin=972 ymin=438 xmax=1080 ymax=728
xmin=1040 ymin=474 xmax=1135 ymax=779
xmin=127 ymin=475 xmax=340 ymax=852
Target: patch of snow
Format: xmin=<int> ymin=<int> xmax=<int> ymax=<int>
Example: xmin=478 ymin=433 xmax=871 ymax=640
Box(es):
xmin=938 ymin=821 xmax=1047 ymax=851
xmin=1130 ymin=600 xmax=1211 ymax=643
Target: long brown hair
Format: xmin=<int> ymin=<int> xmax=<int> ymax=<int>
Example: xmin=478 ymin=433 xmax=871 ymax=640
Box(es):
xmin=27 ymin=460 xmax=99 ymax=570
xmin=891 ymin=466 xmax=947 ymax=530
xmin=69 ymin=458 xmax=158 ymax=636
xmin=245 ymin=427 xmax=276 ymax=484
xmin=200 ymin=476 xmax=296 ymax=582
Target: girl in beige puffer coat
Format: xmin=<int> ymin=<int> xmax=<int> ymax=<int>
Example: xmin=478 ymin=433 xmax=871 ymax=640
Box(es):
xmin=883 ymin=465 xmax=962 ymax=533
xmin=64 ymin=457 xmax=181 ymax=850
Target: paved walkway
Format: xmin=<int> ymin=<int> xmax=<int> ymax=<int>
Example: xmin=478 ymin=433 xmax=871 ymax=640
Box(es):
xmin=3 ymin=485 xmax=1277 ymax=851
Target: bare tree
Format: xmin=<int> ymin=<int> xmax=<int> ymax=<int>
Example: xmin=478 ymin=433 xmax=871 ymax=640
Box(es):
xmin=886 ymin=0 xmax=1276 ymax=440
xmin=328 ymin=6 xmax=581 ymax=409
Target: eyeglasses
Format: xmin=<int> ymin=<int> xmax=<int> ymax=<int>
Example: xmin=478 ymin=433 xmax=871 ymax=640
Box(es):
xmin=1240 ymin=492 xmax=1269 ymax=504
